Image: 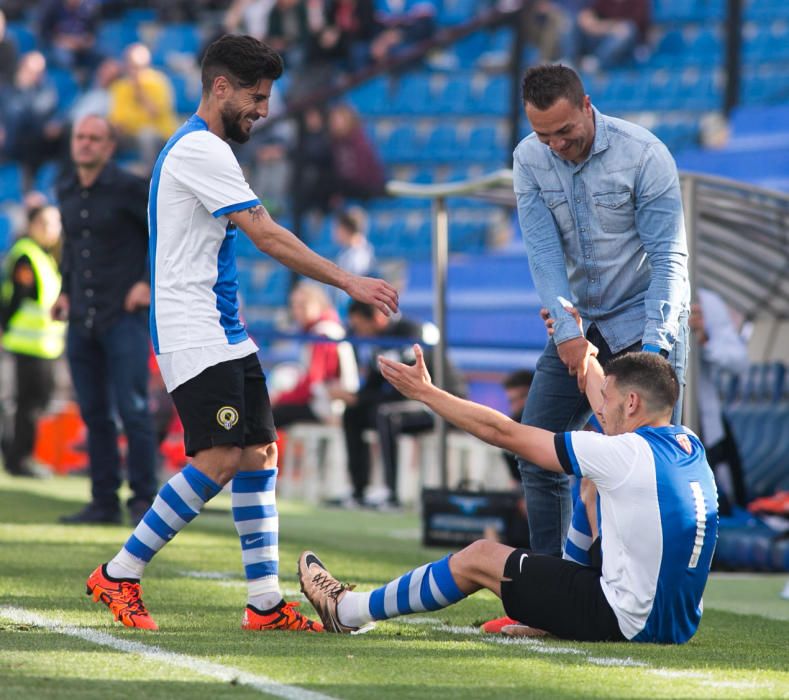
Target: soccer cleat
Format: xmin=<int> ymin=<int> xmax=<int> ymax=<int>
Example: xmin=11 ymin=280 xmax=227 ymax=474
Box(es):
xmin=85 ymin=564 xmax=158 ymax=630
xmin=298 ymin=551 xmax=357 ymax=633
xmin=480 ymin=615 xmax=521 ymax=634
xmin=241 ymin=600 xmax=323 ymax=632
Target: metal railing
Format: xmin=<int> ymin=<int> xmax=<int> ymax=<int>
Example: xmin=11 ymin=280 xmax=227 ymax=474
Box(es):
xmin=387 ymin=169 xmax=789 ymax=484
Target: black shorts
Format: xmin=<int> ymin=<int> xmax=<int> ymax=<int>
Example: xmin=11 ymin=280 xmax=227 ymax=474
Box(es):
xmin=170 ymin=353 xmax=277 ymax=457
xmin=500 ymin=549 xmax=626 ymax=642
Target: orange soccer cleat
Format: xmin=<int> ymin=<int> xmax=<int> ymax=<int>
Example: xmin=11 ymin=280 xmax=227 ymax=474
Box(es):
xmin=86 ymin=564 xmax=158 ymax=630
xmin=242 ymin=600 xmax=324 ymax=632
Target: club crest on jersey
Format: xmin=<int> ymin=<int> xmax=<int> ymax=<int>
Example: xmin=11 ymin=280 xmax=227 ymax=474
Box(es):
xmin=676 ymin=433 xmax=692 ymax=454
xmin=217 ymin=406 xmax=239 ymax=431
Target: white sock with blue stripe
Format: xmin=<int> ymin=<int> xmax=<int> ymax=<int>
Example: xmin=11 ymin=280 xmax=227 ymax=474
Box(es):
xmin=337 ymin=554 xmax=466 ymax=628
xmin=107 ymin=465 xmax=222 ymax=579
xmin=232 ymin=468 xmax=281 ymax=610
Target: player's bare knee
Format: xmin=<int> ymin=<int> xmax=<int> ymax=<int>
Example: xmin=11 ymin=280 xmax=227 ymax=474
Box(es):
xmin=193 ymin=446 xmax=243 ymax=486
xmin=239 ymin=442 xmax=277 ymax=471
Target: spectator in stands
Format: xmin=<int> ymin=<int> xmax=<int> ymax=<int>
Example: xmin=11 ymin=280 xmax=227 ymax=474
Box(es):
xmin=55 ymin=114 xmax=157 ymax=525
xmin=327 ymin=103 xmax=387 ymax=203
xmin=690 ymin=288 xmax=750 ymax=516
xmin=39 ymin=0 xmax=102 ymax=79
xmin=108 ymin=43 xmax=178 ymax=171
xmin=0 ymin=51 xmax=65 ymax=190
xmin=332 ymin=206 xmax=376 ymax=313
xmin=331 ymin=301 xmax=466 ymax=508
xmin=0 ymin=205 xmax=65 ymax=479
xmin=369 ymin=2 xmax=436 ymax=64
xmin=512 ymin=65 xmax=688 ymax=559
xmin=500 ymin=369 xmax=534 ymax=481
xmin=293 ymin=106 xmax=335 ymax=215
xmin=565 ymin=0 xmax=650 ymax=71
xmin=69 ymin=57 xmax=121 ymax=123
xmin=265 ymin=0 xmax=325 ymax=75
xmin=272 ymin=282 xmax=358 ymax=428
xmin=0 ymin=10 xmax=18 ymax=86
xmin=223 ymin=0 xmax=276 ymax=37
xmin=318 ymin=0 xmax=379 ymax=71
xmin=520 ymin=0 xmax=587 ymax=64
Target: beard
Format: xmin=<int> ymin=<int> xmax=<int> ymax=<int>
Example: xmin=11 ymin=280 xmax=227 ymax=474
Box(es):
xmin=221 ymin=104 xmax=251 ymax=144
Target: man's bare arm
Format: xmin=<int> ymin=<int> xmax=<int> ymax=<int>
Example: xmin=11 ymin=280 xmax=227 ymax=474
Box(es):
xmin=229 ymin=205 xmax=398 ymax=315
xmin=378 ymin=345 xmax=564 ymax=473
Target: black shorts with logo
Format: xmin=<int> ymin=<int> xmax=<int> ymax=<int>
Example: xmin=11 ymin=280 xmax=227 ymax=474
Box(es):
xmin=500 ymin=548 xmax=626 ymax=642
xmin=170 ymin=353 xmax=277 ymax=457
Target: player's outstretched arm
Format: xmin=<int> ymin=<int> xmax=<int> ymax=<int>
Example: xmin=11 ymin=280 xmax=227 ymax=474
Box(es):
xmin=229 ymin=205 xmax=398 ymax=316
xmin=378 ymin=345 xmax=563 ymax=473
xmin=543 ymin=304 xmax=605 ymax=415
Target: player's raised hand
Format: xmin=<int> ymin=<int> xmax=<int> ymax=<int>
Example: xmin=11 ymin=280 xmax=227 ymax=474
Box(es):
xmin=378 ymin=344 xmax=432 ymax=400
xmin=345 ymin=275 xmax=399 ymax=316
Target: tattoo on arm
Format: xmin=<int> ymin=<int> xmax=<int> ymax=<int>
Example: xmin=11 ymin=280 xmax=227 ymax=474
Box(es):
xmin=245 ymin=204 xmax=268 ymax=223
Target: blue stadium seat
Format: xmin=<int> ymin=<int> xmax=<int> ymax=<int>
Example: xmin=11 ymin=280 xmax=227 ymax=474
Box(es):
xmin=688 ymin=28 xmax=722 ymax=66
xmin=466 ymin=124 xmax=502 ymax=162
xmin=433 ymin=75 xmax=472 ymax=114
xmin=478 ymin=75 xmax=509 ymax=116
xmin=34 ymin=161 xmax=60 ymax=199
xmin=152 ymin=24 xmax=202 ymax=66
xmin=7 ymin=22 xmax=37 ymax=53
xmin=95 ymin=21 xmax=140 ymax=57
xmin=745 ymin=0 xmax=789 ymax=21
xmin=650 ymin=29 xmax=687 ymax=68
xmin=0 ymin=164 xmax=23 ymax=204
xmin=48 ymin=67 xmax=79 ymax=113
xmin=0 ymin=213 xmax=14 ymax=252
xmin=440 ymin=0 xmax=478 ymax=25
xmin=347 ymin=78 xmax=389 ymax=115
xmin=392 ymin=74 xmax=432 ymax=115
xmin=383 ymin=125 xmax=421 ymax=162
xmin=424 ymin=124 xmax=460 ymax=162
xmin=169 ymin=73 xmax=201 ymax=114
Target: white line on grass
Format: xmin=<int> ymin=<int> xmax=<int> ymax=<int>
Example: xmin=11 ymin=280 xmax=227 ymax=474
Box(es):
xmin=399 ymin=617 xmax=767 ymax=688
xmin=0 ymin=605 xmax=337 ymax=700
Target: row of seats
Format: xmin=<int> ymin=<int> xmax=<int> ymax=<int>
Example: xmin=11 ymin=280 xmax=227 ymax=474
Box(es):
xmin=375 ymin=123 xmax=507 ymax=163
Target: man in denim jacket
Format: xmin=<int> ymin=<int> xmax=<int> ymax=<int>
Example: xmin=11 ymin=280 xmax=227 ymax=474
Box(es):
xmin=513 ymin=64 xmax=689 ymax=557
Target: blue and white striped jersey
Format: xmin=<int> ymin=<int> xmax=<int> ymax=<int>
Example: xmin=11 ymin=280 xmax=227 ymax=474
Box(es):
xmin=556 ymin=425 xmax=718 ymax=644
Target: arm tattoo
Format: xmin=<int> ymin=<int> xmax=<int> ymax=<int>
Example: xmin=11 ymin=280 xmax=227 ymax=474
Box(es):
xmin=246 ymin=204 xmax=268 ymax=223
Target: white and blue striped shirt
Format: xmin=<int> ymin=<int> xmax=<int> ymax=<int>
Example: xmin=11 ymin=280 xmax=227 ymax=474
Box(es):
xmin=556 ymin=425 xmax=718 ymax=644
xmin=148 ymin=114 xmax=259 ymax=390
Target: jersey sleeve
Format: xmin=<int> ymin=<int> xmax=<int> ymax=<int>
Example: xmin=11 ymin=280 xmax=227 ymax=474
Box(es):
xmin=554 ymin=431 xmax=641 ymax=492
xmin=169 ymin=131 xmax=260 ymax=217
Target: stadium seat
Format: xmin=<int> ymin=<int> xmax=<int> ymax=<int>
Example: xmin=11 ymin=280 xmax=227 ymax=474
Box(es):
xmin=95 ymin=21 xmax=140 ymax=57
xmin=169 ymin=73 xmax=201 ymax=114
xmin=151 ymin=24 xmax=202 ymax=66
xmin=432 ymin=75 xmax=472 ymax=114
xmin=424 ymin=124 xmax=460 ymax=162
xmin=0 ymin=164 xmax=23 ymax=204
xmin=6 ymin=22 xmax=37 ymax=53
xmin=0 ymin=213 xmax=14 ymax=252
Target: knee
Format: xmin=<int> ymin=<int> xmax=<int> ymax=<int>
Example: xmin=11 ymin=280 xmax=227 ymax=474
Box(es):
xmin=453 ymin=539 xmax=499 ymax=573
xmin=194 ymin=446 xmax=243 ymax=486
xmin=240 ymin=442 xmax=278 ymax=471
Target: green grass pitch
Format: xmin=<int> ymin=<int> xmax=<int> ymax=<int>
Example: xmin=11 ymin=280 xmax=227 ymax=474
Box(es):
xmin=1 ymin=471 xmax=787 ymax=699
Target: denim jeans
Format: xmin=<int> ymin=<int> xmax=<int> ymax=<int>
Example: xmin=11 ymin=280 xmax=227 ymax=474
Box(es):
xmin=67 ymin=312 xmax=157 ymax=510
xmin=518 ymin=320 xmax=688 ymax=557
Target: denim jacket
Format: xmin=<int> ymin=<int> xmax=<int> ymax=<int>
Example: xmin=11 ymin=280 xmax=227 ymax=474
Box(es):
xmin=513 ymin=107 xmax=690 ymax=354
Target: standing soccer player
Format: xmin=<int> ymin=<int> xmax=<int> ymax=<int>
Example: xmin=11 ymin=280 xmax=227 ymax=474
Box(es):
xmin=85 ymin=34 xmax=398 ymax=633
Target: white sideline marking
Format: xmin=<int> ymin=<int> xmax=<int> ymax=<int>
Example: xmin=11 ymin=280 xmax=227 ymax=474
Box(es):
xmin=398 ymin=618 xmax=767 ymax=686
xmin=0 ymin=606 xmax=337 ymax=700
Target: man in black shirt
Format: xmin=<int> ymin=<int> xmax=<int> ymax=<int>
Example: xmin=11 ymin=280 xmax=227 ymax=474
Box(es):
xmin=55 ymin=114 xmax=157 ymax=525
xmin=330 ymin=301 xmax=466 ymax=507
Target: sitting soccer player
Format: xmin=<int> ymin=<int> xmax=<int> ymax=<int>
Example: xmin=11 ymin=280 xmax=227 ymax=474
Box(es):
xmin=299 ymin=308 xmax=718 ymax=644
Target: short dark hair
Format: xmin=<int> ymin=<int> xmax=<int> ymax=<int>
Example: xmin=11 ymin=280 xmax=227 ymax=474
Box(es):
xmin=335 ymin=207 xmax=367 ymax=236
xmin=503 ymin=369 xmax=534 ymax=390
xmin=348 ymin=300 xmax=376 ymax=320
xmin=604 ymin=352 xmax=679 ymax=414
xmin=521 ymin=64 xmax=585 ymax=110
xmin=201 ymin=34 xmax=283 ymax=94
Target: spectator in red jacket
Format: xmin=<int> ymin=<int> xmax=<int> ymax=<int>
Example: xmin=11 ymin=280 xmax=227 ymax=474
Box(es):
xmin=272 ymin=282 xmax=358 ymax=428
xmin=327 ymin=103 xmax=386 ymax=203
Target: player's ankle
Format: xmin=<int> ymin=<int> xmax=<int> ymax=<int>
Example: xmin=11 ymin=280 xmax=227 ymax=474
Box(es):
xmin=337 ymin=590 xmax=373 ymax=628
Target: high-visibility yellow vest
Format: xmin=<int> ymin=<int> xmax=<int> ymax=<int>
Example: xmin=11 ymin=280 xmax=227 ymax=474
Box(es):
xmin=2 ymin=237 xmax=65 ymax=359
